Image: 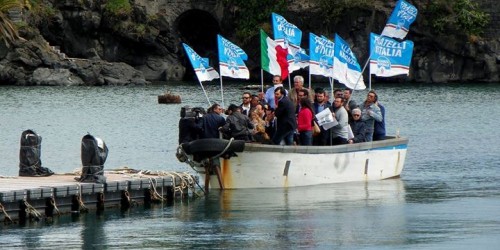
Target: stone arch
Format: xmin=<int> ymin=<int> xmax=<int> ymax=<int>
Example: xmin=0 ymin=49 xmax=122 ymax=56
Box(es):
xmin=175 ymin=9 xmax=220 ymax=80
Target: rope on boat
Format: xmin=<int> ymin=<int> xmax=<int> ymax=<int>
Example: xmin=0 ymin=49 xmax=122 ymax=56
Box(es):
xmin=175 ymin=138 xmax=236 ymax=194
xmin=0 ymin=202 xmax=13 ymax=224
xmin=23 ymin=200 xmax=42 ymax=221
xmin=210 ymin=138 xmax=235 ymax=160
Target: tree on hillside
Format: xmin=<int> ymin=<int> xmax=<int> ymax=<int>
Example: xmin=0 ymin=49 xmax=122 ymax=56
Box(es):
xmin=0 ymin=0 xmax=27 ymax=46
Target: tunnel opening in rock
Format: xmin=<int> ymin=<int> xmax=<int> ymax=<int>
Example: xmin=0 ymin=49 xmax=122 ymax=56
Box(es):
xmin=177 ymin=9 xmax=220 ymax=81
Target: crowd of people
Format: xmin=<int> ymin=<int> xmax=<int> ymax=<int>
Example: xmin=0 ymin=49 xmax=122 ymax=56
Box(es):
xmin=179 ymin=75 xmax=386 ymax=146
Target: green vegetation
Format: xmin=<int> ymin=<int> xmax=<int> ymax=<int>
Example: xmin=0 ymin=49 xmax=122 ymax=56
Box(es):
xmin=104 ymin=0 xmax=132 ymax=16
xmin=427 ymin=0 xmax=489 ymax=36
xmin=0 ymin=0 xmax=26 ymax=46
xmin=223 ymin=0 xmax=287 ymax=42
xmin=27 ymin=0 xmax=56 ymax=27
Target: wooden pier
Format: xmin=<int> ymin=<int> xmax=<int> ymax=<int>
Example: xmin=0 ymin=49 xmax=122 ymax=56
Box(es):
xmin=0 ymin=171 xmax=199 ymax=224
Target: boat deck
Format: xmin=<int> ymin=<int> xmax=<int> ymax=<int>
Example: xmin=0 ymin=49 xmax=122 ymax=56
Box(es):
xmin=0 ymin=171 xmax=198 ymax=223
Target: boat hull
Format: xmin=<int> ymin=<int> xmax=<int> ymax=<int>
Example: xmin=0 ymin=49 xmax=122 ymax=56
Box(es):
xmin=185 ymin=136 xmax=408 ymax=189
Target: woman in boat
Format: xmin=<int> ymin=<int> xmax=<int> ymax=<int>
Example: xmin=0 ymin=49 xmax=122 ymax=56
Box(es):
xmin=250 ymin=108 xmax=270 ymax=143
xmin=297 ymin=91 xmax=314 ymax=146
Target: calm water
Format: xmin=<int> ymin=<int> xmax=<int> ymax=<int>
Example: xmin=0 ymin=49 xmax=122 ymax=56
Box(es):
xmin=1 ymin=82 xmax=500 ymax=249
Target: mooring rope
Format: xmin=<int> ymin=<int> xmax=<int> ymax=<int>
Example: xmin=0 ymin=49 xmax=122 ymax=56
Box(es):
xmin=148 ymin=178 xmax=165 ymax=202
xmin=23 ymin=200 xmax=42 ymax=220
xmin=0 ymin=202 xmax=13 ymax=224
xmin=0 ymin=175 xmax=17 ymax=179
xmin=50 ymin=197 xmax=61 ymax=216
xmin=76 ymin=183 xmax=89 ymax=213
xmin=19 ymin=143 xmax=42 ymax=168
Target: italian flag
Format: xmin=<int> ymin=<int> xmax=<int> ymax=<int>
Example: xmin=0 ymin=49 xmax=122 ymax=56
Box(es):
xmin=260 ymin=30 xmax=289 ymax=80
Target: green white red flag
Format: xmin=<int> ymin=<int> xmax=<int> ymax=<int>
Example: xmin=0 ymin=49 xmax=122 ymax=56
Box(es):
xmin=260 ymin=29 xmax=289 ymax=80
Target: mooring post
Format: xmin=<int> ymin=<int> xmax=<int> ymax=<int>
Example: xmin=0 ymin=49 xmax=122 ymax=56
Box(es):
xmin=18 ymin=200 xmax=27 ymax=225
xmin=45 ymin=197 xmax=54 ymax=218
xmin=120 ymin=190 xmax=131 ymax=211
xmin=96 ymin=192 xmax=105 ymax=215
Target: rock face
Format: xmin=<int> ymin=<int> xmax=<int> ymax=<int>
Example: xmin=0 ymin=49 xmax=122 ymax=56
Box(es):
xmin=0 ymin=27 xmax=148 ymax=86
xmin=0 ymin=0 xmax=498 ymax=85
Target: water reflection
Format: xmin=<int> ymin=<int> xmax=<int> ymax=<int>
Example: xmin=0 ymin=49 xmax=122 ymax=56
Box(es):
xmin=194 ymin=179 xmax=409 ymax=248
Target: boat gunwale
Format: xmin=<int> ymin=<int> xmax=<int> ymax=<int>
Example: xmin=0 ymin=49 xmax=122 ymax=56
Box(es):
xmin=242 ymin=136 xmax=408 ymax=154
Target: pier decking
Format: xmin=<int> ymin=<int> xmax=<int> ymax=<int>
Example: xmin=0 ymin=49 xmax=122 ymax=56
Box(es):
xmin=0 ymin=171 xmax=198 ymax=223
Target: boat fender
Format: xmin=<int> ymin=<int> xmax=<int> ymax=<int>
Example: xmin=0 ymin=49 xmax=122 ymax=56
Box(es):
xmin=188 ymin=138 xmax=245 ymax=154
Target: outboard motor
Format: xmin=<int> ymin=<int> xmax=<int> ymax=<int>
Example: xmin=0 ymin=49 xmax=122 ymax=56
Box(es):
xmin=76 ymin=134 xmax=108 ymax=183
xmin=178 ymin=106 xmax=205 ymax=144
xmin=19 ymin=129 xmax=54 ymax=177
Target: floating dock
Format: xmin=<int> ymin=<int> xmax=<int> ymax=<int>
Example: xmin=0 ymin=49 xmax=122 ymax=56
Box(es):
xmin=0 ymin=171 xmax=199 ymax=224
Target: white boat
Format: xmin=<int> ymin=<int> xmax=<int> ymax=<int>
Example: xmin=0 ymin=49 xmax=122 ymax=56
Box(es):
xmin=176 ymin=136 xmax=408 ymax=191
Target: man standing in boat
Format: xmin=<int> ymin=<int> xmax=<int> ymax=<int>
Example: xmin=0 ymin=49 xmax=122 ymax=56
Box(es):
xmin=373 ymin=99 xmax=386 ymax=141
xmin=328 ymin=96 xmax=349 ymax=145
xmin=288 ymin=75 xmax=315 ymax=109
xmin=272 ymin=87 xmax=296 ymax=145
xmin=240 ymin=92 xmax=252 ymax=116
xmin=360 ymin=90 xmax=383 ymax=142
xmin=221 ymin=104 xmax=254 ymax=142
xmin=201 ymin=103 xmax=226 ymax=139
xmin=343 ymin=88 xmax=358 ymax=123
xmin=263 ymin=75 xmax=286 ymax=109
xmin=313 ymin=88 xmax=331 ymax=145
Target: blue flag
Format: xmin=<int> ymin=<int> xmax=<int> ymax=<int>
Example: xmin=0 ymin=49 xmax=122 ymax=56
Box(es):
xmin=217 ymin=35 xmax=249 ymax=79
xmin=333 ymin=34 xmax=366 ymax=90
xmin=182 ymin=43 xmax=220 ymax=82
xmin=381 ymin=0 xmax=418 ymax=39
xmin=369 ymin=33 xmax=414 ymax=77
xmin=272 ymin=13 xmax=302 ymax=47
xmin=287 ymin=46 xmax=309 ymax=73
xmin=309 ymin=33 xmax=334 ymax=78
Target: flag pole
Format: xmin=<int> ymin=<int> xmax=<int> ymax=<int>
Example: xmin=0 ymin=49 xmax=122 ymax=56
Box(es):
xmin=346 ymin=36 xmax=377 ymax=105
xmin=198 ymin=79 xmax=211 ymax=106
xmin=261 ymin=69 xmax=264 ymax=93
xmin=308 ymin=71 xmax=311 ymax=89
xmin=329 ymin=77 xmax=334 ymax=103
xmin=218 ymin=56 xmax=225 ymax=108
xmin=369 ymin=65 xmax=372 ymax=90
xmin=288 ymin=73 xmax=291 ymax=91
xmin=219 ymin=76 xmax=225 ymax=109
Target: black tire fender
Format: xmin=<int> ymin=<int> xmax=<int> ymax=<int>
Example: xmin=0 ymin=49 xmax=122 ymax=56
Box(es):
xmin=188 ymin=139 xmax=245 ymax=155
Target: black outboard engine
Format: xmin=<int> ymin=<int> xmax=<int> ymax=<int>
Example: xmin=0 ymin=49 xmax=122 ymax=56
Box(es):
xmin=178 ymin=106 xmax=205 ymax=144
xmin=19 ymin=129 xmax=54 ymax=177
xmin=76 ymin=134 xmax=108 ymax=183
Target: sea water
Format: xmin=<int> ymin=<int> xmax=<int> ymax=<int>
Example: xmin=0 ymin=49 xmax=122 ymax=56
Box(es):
xmin=0 ymin=82 xmax=499 ymax=249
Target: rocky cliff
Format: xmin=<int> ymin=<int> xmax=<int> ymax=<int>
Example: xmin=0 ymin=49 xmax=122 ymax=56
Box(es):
xmin=0 ymin=0 xmax=498 ymax=86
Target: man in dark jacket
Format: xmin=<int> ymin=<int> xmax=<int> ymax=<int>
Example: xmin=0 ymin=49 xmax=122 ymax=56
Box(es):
xmin=373 ymin=102 xmax=386 ymax=141
xmin=348 ymin=108 xmax=368 ymax=144
xmin=313 ymin=88 xmax=331 ymax=145
xmin=201 ymin=103 xmax=226 ymax=139
xmin=272 ymin=87 xmax=296 ymax=145
xmin=221 ymin=104 xmax=254 ymax=141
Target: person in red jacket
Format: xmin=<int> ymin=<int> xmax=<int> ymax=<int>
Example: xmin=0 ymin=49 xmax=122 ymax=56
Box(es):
xmin=297 ymin=90 xmax=314 ymax=145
